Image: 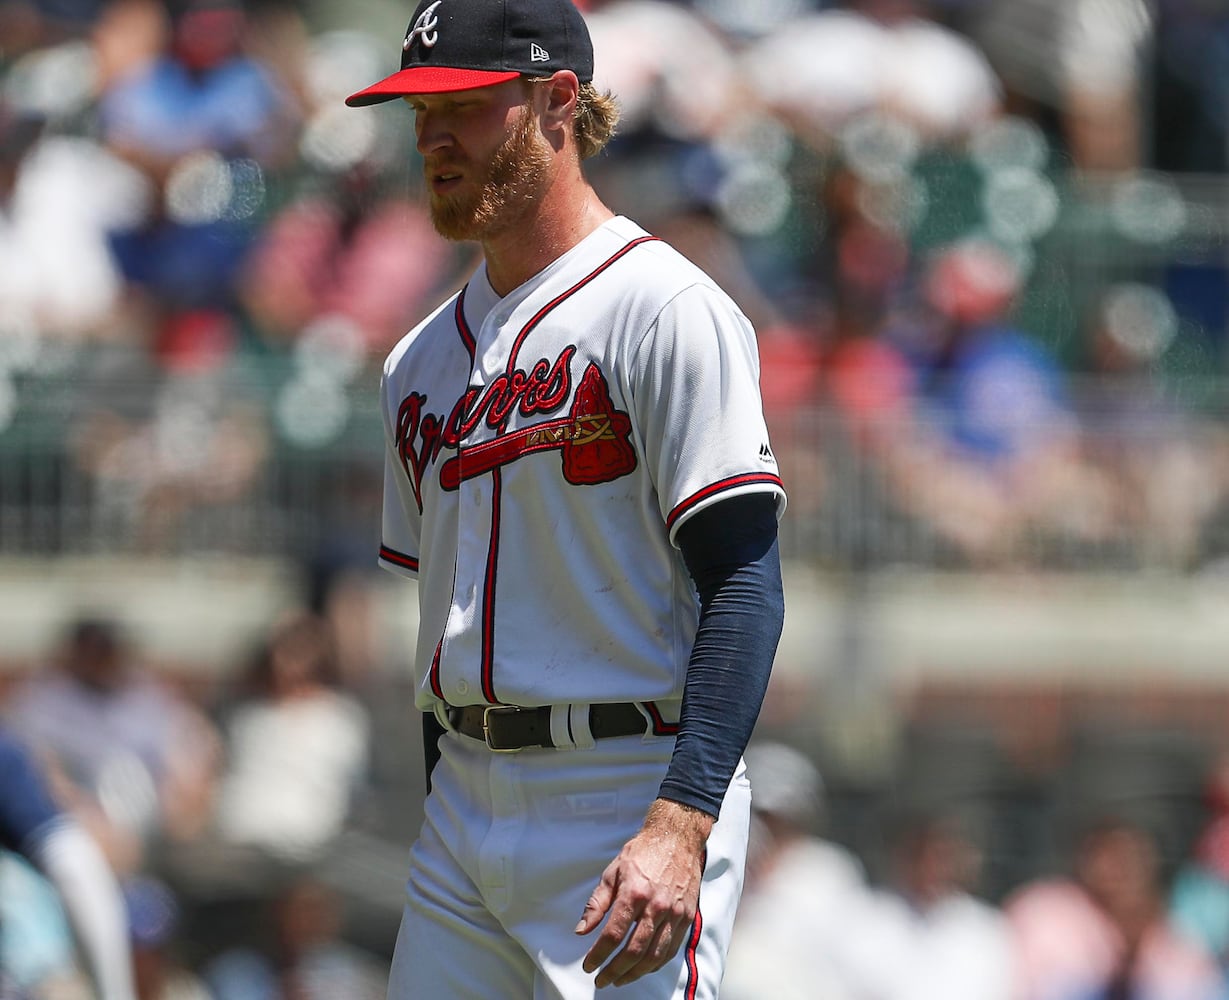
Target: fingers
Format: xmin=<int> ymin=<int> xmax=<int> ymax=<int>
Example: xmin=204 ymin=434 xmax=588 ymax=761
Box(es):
xmin=581 ymin=889 xmax=692 ymax=989
xmin=574 ymin=864 xmax=618 ymax=936
xmin=595 ymin=915 xmax=684 ymax=989
xmin=580 ymin=892 xmax=634 ymax=976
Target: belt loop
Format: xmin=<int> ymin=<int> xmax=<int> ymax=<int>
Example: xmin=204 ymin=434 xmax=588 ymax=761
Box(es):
xmin=566 ymin=703 xmax=595 ymax=750
xmin=548 ymin=705 xmax=575 ymax=750
xmin=434 ymin=702 xmax=454 ymax=733
xmin=632 ymin=702 xmax=653 ymax=741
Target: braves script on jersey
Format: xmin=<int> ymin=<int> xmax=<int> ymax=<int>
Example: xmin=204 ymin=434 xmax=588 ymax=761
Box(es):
xmin=380 ymin=215 xmax=784 ymax=715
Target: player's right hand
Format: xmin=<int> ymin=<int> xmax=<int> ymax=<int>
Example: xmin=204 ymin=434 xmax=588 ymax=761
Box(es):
xmin=575 ymin=798 xmax=714 ymax=989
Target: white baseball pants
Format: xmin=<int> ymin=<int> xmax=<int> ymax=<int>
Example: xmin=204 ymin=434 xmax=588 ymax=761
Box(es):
xmin=386 ymin=728 xmax=751 ymax=999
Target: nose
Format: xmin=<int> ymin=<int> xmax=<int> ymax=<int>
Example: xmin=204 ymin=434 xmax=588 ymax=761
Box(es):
xmin=414 ymin=109 xmax=452 ymax=157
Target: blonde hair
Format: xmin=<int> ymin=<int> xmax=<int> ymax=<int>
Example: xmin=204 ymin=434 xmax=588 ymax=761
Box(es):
xmin=573 ymin=82 xmax=619 ymax=159
xmin=526 ymin=78 xmax=620 ymax=159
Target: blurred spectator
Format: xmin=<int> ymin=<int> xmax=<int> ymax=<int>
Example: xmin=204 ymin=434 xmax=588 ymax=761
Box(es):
xmin=855 ymin=806 xmax=1015 ymax=1000
xmin=0 ymin=98 xmax=135 ymax=343
xmin=212 ymin=612 xmax=370 ymax=863
xmin=812 ymin=160 xmax=917 ymax=436
xmin=907 ymin=239 xmax=1071 ymax=460
xmin=201 ymin=877 xmax=385 ymax=1000
xmin=586 ymin=0 xmax=744 ymax=145
xmin=68 ymin=339 xmax=271 ymax=553
xmin=875 ymin=238 xmax=1101 ymax=564
xmin=1151 ymin=0 xmax=1229 ymax=173
xmin=237 ymin=171 xmax=456 ymax=357
xmin=0 ymin=849 xmax=84 ymax=999
xmin=0 ymin=0 xmax=48 ymax=62
xmin=1172 ymin=755 xmax=1229 ymax=983
xmin=3 ymin=616 xmax=220 ymax=875
xmin=969 ymin=0 xmax=1150 ymax=171
xmin=91 ymin=0 xmax=297 ymax=357
xmin=1077 ymin=284 xmax=1225 ymax=568
xmin=722 ymin=740 xmax=871 ymax=1000
xmin=741 ymin=0 xmax=1002 ymax=149
xmin=1 ymin=723 xmax=136 ymax=1000
xmin=122 ymin=876 xmax=211 ymax=1000
xmin=95 ymin=0 xmax=295 ymax=169
xmin=235 ymin=14 xmax=469 ymax=360
xmin=1007 ymin=813 xmax=1227 ymax=1000
xmin=300 ymin=460 xmax=387 ymax=690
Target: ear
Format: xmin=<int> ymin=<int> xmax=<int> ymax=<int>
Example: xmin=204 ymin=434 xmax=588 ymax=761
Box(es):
xmin=538 ymin=70 xmax=579 ymax=140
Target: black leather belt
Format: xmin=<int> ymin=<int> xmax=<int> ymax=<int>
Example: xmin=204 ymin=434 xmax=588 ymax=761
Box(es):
xmin=448 ymin=702 xmax=648 ymax=752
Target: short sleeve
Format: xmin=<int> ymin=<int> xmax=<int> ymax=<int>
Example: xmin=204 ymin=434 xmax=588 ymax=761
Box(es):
xmin=378 ymin=372 xmax=423 ymax=578
xmin=630 ymin=283 xmax=786 ymax=545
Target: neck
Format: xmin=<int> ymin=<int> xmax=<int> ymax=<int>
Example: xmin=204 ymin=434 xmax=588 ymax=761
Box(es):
xmin=480 ymin=165 xmax=615 ymax=298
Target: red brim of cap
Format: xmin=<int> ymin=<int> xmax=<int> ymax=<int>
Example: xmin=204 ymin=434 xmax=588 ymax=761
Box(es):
xmin=345 ymin=66 xmax=523 ymax=107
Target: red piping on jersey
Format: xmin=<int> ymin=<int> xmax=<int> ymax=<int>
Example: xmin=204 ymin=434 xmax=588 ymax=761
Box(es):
xmin=378 ymin=545 xmax=419 ymax=573
xmin=474 ymin=235 xmax=660 ymax=705
xmin=428 ymin=638 xmax=444 ymax=699
xmin=427 ymin=285 xmax=476 ymax=703
xmin=479 ymin=468 xmax=503 ymax=704
xmin=643 ymin=701 xmax=679 ymax=735
xmin=665 ymin=473 xmax=784 ymax=533
xmin=454 ymin=286 xmax=476 ymax=360
xmin=428 ymin=558 xmax=462 ymax=700
xmin=503 ymin=235 xmax=661 ymax=387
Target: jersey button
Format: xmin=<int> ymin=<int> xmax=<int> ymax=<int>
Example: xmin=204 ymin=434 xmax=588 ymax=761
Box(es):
xmin=456 ymin=680 xmax=469 ymax=696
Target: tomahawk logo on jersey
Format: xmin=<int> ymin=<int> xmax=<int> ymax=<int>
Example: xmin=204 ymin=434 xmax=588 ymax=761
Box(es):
xmin=392 ymin=350 xmax=637 ymax=510
xmin=379 ymin=216 xmax=784 ymax=714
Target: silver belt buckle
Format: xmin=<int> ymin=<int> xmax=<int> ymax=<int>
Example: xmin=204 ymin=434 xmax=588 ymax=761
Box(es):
xmin=483 ymin=705 xmax=523 ymax=753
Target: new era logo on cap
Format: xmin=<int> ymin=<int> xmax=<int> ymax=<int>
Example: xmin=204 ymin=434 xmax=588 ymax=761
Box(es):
xmin=346 ymin=0 xmax=594 ymax=107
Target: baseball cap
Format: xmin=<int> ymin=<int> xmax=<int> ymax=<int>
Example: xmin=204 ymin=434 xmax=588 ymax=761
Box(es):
xmin=345 ymin=0 xmax=594 ymax=107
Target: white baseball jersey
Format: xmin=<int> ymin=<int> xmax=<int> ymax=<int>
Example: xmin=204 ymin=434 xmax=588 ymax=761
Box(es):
xmin=379 ymin=215 xmax=785 ymax=715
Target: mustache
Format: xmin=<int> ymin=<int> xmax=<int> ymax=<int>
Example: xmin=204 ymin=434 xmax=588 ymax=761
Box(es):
xmin=425 ymin=158 xmax=466 ymax=175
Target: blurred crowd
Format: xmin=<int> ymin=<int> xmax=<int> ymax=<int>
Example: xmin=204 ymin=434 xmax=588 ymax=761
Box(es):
xmin=11 ymin=606 xmax=1229 ymax=999
xmin=724 ymin=739 xmax=1229 ymax=1000
xmin=0 ymin=0 xmax=1228 ymax=569
xmin=1 ymin=608 xmax=391 ymax=998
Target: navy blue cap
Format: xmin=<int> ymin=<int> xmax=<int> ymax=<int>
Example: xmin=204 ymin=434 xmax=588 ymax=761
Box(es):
xmin=346 ymin=0 xmax=593 ymax=107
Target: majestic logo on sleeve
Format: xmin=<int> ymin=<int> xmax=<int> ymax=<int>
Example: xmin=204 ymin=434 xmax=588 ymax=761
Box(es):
xmin=394 ymin=349 xmax=637 ymax=511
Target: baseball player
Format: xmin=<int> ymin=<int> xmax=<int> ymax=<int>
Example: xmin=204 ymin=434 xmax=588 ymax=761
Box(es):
xmin=346 ymin=0 xmax=786 ymax=995
xmin=0 ymin=726 xmax=136 ymax=1000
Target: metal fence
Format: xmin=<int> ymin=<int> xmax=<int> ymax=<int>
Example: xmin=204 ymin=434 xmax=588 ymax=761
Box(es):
xmin=772 ymin=378 xmax=1229 ymax=573
xmin=3 ymin=349 xmax=1229 ymax=573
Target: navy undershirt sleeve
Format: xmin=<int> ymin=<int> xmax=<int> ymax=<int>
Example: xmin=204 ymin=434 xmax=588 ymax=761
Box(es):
xmin=658 ymin=491 xmax=784 ymax=817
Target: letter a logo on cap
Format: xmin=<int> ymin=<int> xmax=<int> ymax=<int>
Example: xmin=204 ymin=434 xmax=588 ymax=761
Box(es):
xmin=405 ymin=0 xmax=443 ymax=50
xmin=530 ymin=42 xmax=550 ymax=62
